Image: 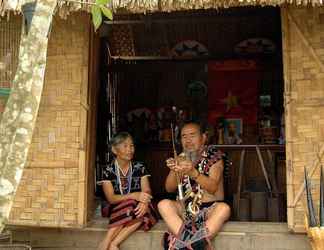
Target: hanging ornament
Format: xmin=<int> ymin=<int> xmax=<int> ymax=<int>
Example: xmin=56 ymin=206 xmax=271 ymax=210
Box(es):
xmin=172 ymin=40 xmax=209 ymax=58
xmin=234 ymin=37 xmax=276 ymax=55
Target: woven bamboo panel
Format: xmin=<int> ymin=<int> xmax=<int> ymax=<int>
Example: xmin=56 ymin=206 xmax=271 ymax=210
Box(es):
xmin=8 ymin=13 xmax=90 ymax=227
xmin=282 ymin=6 xmax=324 ymax=232
xmin=9 ymin=167 xmax=79 ymax=227
xmin=109 ymin=24 xmax=135 ymax=56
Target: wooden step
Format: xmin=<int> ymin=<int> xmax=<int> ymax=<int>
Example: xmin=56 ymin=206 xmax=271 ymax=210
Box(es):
xmin=8 ymin=221 xmax=311 ymax=250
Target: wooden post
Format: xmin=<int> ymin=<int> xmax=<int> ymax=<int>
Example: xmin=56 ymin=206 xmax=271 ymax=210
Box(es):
xmin=256 ymin=145 xmax=272 ymax=194
xmin=280 ymin=6 xmax=295 ymax=231
xmin=235 ymin=149 xmax=246 ymax=219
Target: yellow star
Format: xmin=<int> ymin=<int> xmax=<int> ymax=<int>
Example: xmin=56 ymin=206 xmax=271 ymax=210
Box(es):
xmin=223 ymin=91 xmax=238 ymax=111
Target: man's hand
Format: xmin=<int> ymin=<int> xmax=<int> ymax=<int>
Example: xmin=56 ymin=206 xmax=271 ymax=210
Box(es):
xmin=167 ymin=157 xmax=196 ymax=176
xmin=166 ymin=158 xmax=176 ymax=170
xmin=134 ymin=202 xmax=149 ymax=218
xmin=175 ymin=159 xmax=195 ymax=175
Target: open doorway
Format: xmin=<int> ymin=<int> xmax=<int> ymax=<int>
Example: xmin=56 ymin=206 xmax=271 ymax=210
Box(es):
xmin=94 ymin=6 xmax=286 ymax=222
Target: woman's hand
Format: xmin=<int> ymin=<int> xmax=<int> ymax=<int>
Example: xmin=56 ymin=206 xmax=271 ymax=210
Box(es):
xmin=134 ymin=202 xmax=149 ymax=218
xmin=133 ymin=192 xmax=152 ymax=203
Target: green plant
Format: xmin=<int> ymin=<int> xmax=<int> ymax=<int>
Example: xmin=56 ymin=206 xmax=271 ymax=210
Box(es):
xmin=91 ymin=0 xmax=113 ymax=31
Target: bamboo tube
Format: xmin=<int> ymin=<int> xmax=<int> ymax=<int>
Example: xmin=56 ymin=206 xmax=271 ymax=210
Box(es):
xmin=293 ymin=149 xmax=324 ymax=207
xmin=305 ymin=167 xmax=317 ymax=227
xmin=305 ymin=166 xmax=324 ymax=250
xmin=171 ymin=123 xmax=184 ymax=200
xmin=320 ymin=166 xmax=324 ymax=227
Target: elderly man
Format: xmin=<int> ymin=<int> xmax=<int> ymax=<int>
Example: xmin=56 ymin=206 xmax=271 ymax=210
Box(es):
xmin=158 ymin=121 xmax=231 ymax=250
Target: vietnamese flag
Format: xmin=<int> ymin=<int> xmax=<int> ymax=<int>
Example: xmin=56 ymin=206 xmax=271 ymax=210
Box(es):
xmin=208 ymin=60 xmax=260 ymax=126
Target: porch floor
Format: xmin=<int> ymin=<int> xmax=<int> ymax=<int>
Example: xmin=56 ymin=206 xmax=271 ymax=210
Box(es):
xmin=8 ymin=218 xmax=311 ymax=250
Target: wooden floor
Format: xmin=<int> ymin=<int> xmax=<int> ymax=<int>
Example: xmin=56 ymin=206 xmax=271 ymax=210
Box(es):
xmin=8 ymin=218 xmax=311 ymax=250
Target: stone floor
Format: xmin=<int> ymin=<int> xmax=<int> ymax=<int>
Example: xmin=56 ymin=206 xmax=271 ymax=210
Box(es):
xmin=7 ymin=219 xmax=311 ymax=250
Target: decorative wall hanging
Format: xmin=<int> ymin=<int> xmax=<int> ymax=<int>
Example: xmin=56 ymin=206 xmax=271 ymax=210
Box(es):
xmin=234 ymin=38 xmax=276 ymax=55
xmin=187 ymin=80 xmax=207 ymax=99
xmin=172 ymin=40 xmax=209 ymax=58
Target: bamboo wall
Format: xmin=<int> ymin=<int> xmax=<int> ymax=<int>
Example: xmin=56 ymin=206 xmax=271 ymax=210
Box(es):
xmin=281 ymin=6 xmax=324 ymax=232
xmin=7 ymin=13 xmax=92 ymax=228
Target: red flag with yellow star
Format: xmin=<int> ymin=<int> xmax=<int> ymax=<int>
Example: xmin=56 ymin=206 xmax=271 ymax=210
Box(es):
xmin=208 ymin=60 xmax=259 ymax=125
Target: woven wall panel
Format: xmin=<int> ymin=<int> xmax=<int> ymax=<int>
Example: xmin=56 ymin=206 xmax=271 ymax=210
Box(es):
xmin=9 ymin=13 xmax=90 ymax=227
xmin=9 ymin=167 xmax=79 ymax=226
xmin=109 ymin=24 xmax=135 ymax=56
xmin=283 ymin=6 xmax=324 ymax=232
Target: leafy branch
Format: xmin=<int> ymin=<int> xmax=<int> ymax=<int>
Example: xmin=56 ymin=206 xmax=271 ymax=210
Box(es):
xmin=59 ymin=0 xmax=113 ymax=31
xmin=91 ymin=0 xmax=113 ymax=31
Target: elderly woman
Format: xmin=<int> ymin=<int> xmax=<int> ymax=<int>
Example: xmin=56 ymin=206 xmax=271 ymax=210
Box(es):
xmin=98 ymin=132 xmax=157 ymax=250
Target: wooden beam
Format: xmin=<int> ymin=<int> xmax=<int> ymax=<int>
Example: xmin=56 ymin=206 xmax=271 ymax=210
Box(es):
xmin=105 ymin=7 xmax=279 ymax=25
xmin=107 ymin=61 xmax=207 ymax=73
xmin=266 ymin=149 xmax=279 ymax=194
xmin=281 ymin=6 xmax=294 ymax=231
xmin=256 ymin=145 xmax=272 ymax=194
xmin=110 ymin=56 xmax=172 ymax=60
xmin=235 ymin=149 xmax=246 ymax=218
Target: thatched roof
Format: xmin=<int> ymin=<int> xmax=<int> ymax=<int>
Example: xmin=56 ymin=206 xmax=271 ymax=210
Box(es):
xmin=110 ymin=0 xmax=324 ymax=13
xmin=0 ymin=0 xmax=323 ymax=17
xmin=0 ymin=0 xmax=88 ymax=17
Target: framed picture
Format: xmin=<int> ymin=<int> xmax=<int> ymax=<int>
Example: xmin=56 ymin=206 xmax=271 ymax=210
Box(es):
xmin=224 ymin=118 xmax=243 ymax=144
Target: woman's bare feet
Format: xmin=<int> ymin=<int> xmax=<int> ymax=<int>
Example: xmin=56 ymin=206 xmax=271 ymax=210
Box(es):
xmin=97 ymin=241 xmax=109 ymax=250
xmin=109 ymin=242 xmax=119 ymax=250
